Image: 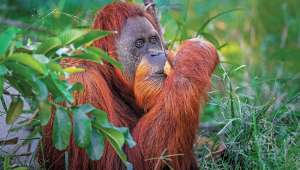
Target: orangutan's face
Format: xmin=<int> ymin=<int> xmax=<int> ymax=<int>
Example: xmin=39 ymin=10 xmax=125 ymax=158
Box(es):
xmin=116 ymin=16 xmax=167 ymax=83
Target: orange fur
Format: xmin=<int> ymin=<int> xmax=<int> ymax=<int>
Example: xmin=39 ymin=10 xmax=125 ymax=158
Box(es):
xmin=133 ymin=39 xmax=219 ymax=169
xmin=41 ymin=2 xmax=219 ymax=170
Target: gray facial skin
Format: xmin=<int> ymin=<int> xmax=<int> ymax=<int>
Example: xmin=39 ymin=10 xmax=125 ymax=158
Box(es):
xmin=116 ymin=16 xmax=167 ymax=83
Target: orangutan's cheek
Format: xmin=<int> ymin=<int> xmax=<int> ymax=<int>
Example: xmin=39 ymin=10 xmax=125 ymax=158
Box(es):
xmin=133 ymin=61 xmax=164 ymax=109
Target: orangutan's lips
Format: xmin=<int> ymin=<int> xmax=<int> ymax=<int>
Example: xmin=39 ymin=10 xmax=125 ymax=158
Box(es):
xmin=154 ymin=69 xmax=164 ymax=74
xmin=152 ymin=72 xmax=166 ymax=78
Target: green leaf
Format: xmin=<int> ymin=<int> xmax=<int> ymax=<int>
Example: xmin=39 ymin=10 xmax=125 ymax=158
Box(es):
xmin=38 ymin=101 xmax=51 ymax=126
xmin=12 ymin=167 xmax=29 ymax=170
xmin=232 ymin=65 xmax=246 ymax=73
xmin=3 ymin=156 xmax=11 ymax=170
xmin=34 ymin=79 xmax=49 ymax=101
xmin=117 ymin=127 xmax=136 ymax=148
xmin=52 ymin=107 xmax=71 ymax=150
xmin=69 ymin=82 xmax=84 ymax=93
xmin=7 ymin=53 xmax=47 ymax=75
xmin=91 ymin=109 xmax=111 ymax=127
xmin=5 ymin=62 xmax=48 ymax=100
xmin=74 ymin=30 xmax=112 ymax=48
xmin=0 ymin=76 xmax=3 ymax=97
xmin=100 ymin=127 xmax=126 ymax=161
xmin=91 ymin=109 xmax=135 ymax=146
xmin=6 ymin=97 xmax=24 ymax=124
xmin=0 ymin=65 xmax=7 ymax=96
xmin=59 ymin=29 xmax=89 ymax=46
xmin=0 ymin=27 xmax=20 ymax=55
xmin=73 ymin=105 xmax=93 ymax=148
xmin=126 ymin=163 xmax=133 ymax=170
xmin=88 ymin=47 xmax=123 ymax=70
xmin=86 ymin=129 xmax=104 ymax=160
xmin=74 ymin=104 xmax=95 ymax=113
xmin=36 ymin=37 xmax=62 ymax=54
xmin=91 ymin=109 xmax=134 ymax=167
xmin=45 ymin=73 xmax=73 ymax=103
xmin=33 ymin=54 xmax=50 ymax=64
xmin=6 ymin=76 xmax=34 ymax=97
xmin=71 ymin=51 xmax=101 ymax=63
xmin=200 ymin=32 xmax=220 ymax=48
xmin=64 ymin=66 xmax=85 ymax=73
xmin=48 ymin=62 xmax=64 ymax=75
xmin=0 ymin=64 xmax=8 ymax=75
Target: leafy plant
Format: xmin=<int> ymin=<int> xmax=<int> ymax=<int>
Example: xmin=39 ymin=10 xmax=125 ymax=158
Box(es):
xmin=0 ymin=27 xmax=133 ymax=168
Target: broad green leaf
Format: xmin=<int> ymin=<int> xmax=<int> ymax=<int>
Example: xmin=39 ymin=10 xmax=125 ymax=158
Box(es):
xmin=5 ymin=62 xmax=48 ymax=100
xmin=74 ymin=30 xmax=112 ymax=48
xmin=71 ymin=51 xmax=101 ymax=63
xmin=117 ymin=127 xmax=136 ymax=148
xmin=6 ymin=76 xmax=34 ymax=97
xmin=48 ymin=62 xmax=64 ymax=75
xmin=52 ymin=107 xmax=71 ymax=150
xmin=73 ymin=105 xmax=93 ymax=148
xmin=100 ymin=127 xmax=126 ymax=161
xmin=75 ymin=104 xmax=95 ymax=113
xmin=38 ymin=102 xmax=51 ymax=126
xmin=7 ymin=53 xmax=47 ymax=75
xmin=91 ymin=109 xmax=134 ymax=167
xmin=44 ymin=76 xmax=64 ymax=102
xmin=33 ymin=54 xmax=50 ymax=64
xmin=0 ymin=27 xmax=20 ymax=55
xmin=105 ymin=133 xmax=127 ymax=164
xmin=88 ymin=47 xmax=123 ymax=70
xmin=6 ymin=97 xmax=24 ymax=124
xmin=69 ymin=82 xmax=84 ymax=93
xmin=45 ymin=73 xmax=73 ymax=103
xmin=36 ymin=37 xmax=62 ymax=54
xmin=59 ymin=29 xmax=89 ymax=46
xmin=91 ymin=109 xmax=111 ymax=127
xmin=34 ymin=79 xmax=49 ymax=101
xmin=86 ymin=129 xmax=104 ymax=160
xmin=99 ymin=50 xmax=123 ymax=70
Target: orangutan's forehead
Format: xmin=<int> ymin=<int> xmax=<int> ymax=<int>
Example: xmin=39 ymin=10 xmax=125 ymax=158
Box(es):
xmin=121 ymin=16 xmax=157 ymax=38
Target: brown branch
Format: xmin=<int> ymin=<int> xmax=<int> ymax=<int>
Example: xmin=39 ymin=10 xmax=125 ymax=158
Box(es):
xmin=0 ymin=137 xmax=18 ymax=145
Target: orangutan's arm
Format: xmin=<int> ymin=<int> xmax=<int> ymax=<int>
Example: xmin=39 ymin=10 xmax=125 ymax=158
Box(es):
xmin=132 ymin=39 xmax=219 ymax=169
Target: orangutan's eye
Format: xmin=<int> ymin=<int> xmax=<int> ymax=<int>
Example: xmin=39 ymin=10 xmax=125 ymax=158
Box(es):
xmin=149 ymin=36 xmax=158 ymax=44
xmin=135 ymin=38 xmax=145 ymax=48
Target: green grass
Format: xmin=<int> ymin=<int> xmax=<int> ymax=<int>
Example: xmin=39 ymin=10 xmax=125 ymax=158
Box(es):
xmin=197 ymin=63 xmax=300 ymax=169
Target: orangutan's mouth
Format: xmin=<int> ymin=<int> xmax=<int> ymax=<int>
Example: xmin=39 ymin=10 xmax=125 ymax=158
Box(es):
xmin=152 ymin=71 xmax=166 ymax=77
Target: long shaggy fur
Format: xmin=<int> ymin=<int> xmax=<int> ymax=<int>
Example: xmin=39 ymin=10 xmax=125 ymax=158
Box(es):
xmin=41 ymin=2 xmax=219 ymax=170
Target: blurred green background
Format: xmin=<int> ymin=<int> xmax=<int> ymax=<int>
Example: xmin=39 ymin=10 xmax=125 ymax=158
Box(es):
xmin=1 ymin=0 xmax=299 ymax=73
xmin=0 ymin=0 xmax=299 ymax=169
